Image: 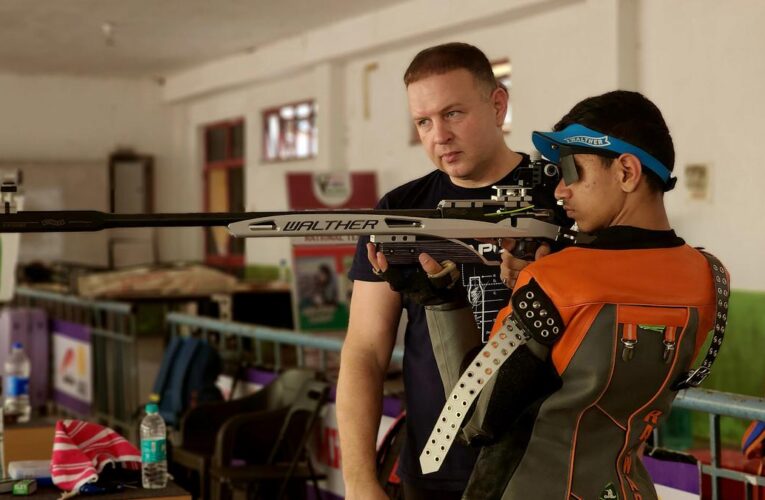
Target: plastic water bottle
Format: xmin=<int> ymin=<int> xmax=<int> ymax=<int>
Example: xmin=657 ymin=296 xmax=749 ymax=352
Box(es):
xmin=140 ymin=403 xmax=167 ymax=489
xmin=3 ymin=342 xmax=30 ymax=423
xmin=279 ymin=258 xmax=289 ymax=282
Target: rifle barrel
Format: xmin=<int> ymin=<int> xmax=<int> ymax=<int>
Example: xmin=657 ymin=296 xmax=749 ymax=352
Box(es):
xmin=0 ymin=209 xmax=440 ymax=233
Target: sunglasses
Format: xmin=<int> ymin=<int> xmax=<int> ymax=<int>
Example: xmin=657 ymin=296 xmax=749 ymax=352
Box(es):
xmin=553 ymin=144 xmax=620 ymax=185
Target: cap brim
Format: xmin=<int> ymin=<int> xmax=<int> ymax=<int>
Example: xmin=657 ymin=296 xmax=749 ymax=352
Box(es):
xmin=532 ymin=130 xmax=567 ymax=163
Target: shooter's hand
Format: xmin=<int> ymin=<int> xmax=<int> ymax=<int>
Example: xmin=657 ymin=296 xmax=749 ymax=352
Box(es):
xmin=498 ymin=239 xmax=551 ymax=289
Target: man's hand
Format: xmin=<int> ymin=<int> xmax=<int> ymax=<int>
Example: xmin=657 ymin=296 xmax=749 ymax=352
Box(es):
xmin=499 ymin=239 xmax=551 ymax=289
xmin=366 ymin=242 xmax=443 ymax=275
xmin=367 ymin=243 xmax=459 ymax=306
xmin=417 ymin=251 xmax=445 ymax=275
xmin=367 ymin=242 xmax=389 ymax=273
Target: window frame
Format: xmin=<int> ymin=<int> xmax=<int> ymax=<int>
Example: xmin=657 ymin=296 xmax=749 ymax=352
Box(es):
xmin=261 ymin=99 xmax=318 ymax=163
xmin=203 ymin=118 xmax=245 ymax=269
xmin=491 ymin=58 xmax=512 ymax=134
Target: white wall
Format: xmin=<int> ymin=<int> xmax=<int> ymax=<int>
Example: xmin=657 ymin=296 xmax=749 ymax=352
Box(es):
xmin=156 ymin=0 xmax=765 ymax=291
xmin=0 ymin=0 xmax=757 ymax=289
xmin=639 ymin=0 xmax=765 ymax=291
xmin=343 ymin=0 xmax=626 ymax=195
xmin=165 ymin=0 xmax=633 ymax=265
xmin=0 ymin=74 xmax=169 ymax=162
xmin=166 ymin=65 xmax=345 ymax=265
xmin=0 ymin=73 xmax=176 ymax=264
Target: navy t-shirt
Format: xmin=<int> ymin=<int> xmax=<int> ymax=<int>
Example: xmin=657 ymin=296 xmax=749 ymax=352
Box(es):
xmin=347 ymin=154 xmax=564 ymax=490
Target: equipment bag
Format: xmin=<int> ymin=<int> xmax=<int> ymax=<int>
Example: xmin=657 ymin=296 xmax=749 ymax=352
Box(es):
xmin=151 ymin=336 xmax=223 ymax=427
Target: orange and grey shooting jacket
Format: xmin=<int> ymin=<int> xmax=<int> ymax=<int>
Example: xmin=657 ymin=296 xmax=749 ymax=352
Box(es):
xmin=432 ymin=228 xmax=725 ymax=500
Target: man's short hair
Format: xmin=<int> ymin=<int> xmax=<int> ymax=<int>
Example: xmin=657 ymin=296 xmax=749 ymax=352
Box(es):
xmin=403 ymin=42 xmax=498 ymax=93
xmin=554 ymin=90 xmax=674 ymax=192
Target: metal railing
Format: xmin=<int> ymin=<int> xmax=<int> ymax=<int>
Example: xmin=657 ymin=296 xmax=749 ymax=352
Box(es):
xmin=670 ymin=389 xmax=765 ymax=500
xmin=165 ymin=312 xmax=404 ymax=371
xmin=14 ymin=286 xmax=140 ymax=438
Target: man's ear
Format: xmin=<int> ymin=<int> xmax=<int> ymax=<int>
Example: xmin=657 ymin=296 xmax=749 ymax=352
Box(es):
xmin=616 ymin=153 xmax=643 ymax=193
xmin=491 ymin=86 xmax=509 ymax=127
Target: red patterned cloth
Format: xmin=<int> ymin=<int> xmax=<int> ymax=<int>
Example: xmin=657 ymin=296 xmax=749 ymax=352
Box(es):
xmin=51 ymin=420 xmax=141 ymax=495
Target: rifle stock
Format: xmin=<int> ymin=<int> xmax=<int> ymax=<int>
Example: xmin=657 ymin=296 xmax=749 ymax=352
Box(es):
xmin=0 ymin=159 xmax=588 ymax=265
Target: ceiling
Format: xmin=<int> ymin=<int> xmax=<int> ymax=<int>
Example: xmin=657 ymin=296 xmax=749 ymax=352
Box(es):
xmin=0 ymin=0 xmax=410 ymax=78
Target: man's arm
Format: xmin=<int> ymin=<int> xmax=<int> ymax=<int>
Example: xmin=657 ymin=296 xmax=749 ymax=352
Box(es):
xmin=337 ymin=278 xmax=402 ymax=500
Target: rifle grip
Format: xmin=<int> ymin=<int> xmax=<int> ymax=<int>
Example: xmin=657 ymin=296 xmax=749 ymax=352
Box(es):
xmin=510 ymin=239 xmax=541 ymax=261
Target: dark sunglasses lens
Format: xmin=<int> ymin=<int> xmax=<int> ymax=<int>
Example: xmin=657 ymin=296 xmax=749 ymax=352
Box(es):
xmin=560 ymin=154 xmax=579 ymax=185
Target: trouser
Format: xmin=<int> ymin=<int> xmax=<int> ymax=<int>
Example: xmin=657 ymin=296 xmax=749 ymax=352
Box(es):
xmin=402 ymin=482 xmax=464 ymax=500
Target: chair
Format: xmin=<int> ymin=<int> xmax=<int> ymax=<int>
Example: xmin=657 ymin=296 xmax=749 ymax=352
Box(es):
xmin=171 ymin=367 xmax=317 ymax=499
xmin=209 ymin=378 xmax=331 ymax=500
xmin=376 ymin=411 xmax=406 ymax=500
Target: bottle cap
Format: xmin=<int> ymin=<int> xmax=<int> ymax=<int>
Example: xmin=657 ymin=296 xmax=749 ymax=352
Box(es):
xmin=145 ymin=403 xmax=159 ymax=414
xmin=12 ymin=342 xmax=22 ymax=349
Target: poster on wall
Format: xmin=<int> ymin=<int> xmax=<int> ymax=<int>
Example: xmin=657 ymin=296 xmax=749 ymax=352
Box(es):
xmin=52 ymin=320 xmax=93 ymax=414
xmin=293 ymin=246 xmax=356 ymax=331
xmin=287 ymin=172 xmax=377 ymax=332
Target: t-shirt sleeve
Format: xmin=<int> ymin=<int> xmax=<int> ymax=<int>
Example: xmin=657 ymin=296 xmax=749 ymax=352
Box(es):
xmin=347 ymin=196 xmax=391 ymax=283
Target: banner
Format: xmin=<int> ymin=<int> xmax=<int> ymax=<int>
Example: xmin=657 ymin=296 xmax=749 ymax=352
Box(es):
xmin=644 ymin=452 xmax=701 ymax=499
xmin=287 ymin=172 xmax=377 ymax=332
xmin=52 ymin=320 xmax=93 ymax=414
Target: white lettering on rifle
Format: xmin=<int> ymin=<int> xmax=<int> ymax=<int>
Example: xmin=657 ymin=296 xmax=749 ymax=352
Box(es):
xmin=477 ymin=243 xmax=498 ymax=255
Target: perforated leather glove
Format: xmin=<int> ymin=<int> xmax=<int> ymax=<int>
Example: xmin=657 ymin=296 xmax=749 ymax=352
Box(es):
xmin=374 ymin=260 xmax=466 ymax=306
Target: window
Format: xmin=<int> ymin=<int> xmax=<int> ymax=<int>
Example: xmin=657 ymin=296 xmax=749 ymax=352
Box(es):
xmin=492 ymin=58 xmax=512 ymax=133
xmin=262 ymin=100 xmax=318 ymax=162
xmin=204 ymin=119 xmax=245 ymax=270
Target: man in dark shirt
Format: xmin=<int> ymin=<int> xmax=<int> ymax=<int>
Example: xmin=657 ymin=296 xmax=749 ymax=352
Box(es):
xmin=336 ymin=42 xmax=556 ymax=500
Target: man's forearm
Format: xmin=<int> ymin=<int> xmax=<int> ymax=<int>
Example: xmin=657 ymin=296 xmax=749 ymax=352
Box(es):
xmin=336 ymin=347 xmax=387 ymax=493
xmin=337 ymin=278 xmax=401 ymax=499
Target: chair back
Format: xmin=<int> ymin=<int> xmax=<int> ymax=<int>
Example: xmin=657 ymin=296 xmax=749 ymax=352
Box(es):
xmin=260 ymin=378 xmax=330 ymax=500
xmin=266 ymin=378 xmax=330 ymax=466
xmin=376 ymin=411 xmax=406 ymax=499
xmin=178 ymin=367 xmax=315 ymax=453
xmin=260 ymin=368 xmax=317 ymax=409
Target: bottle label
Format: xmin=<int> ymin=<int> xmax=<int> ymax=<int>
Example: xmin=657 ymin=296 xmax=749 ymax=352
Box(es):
xmin=141 ymin=437 xmax=167 ymax=463
xmin=5 ymin=376 xmax=29 ymax=397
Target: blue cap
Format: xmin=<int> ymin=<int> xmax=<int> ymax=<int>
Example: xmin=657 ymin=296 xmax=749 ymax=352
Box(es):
xmin=146 ymin=403 xmax=159 ymax=414
xmin=12 ymin=342 xmax=22 ymax=349
xmin=532 ymin=123 xmax=676 ymax=190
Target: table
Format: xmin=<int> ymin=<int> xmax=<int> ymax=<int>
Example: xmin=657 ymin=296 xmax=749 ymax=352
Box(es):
xmin=3 ymin=418 xmax=56 ymax=473
xmin=3 ymin=418 xmax=190 ymax=499
xmin=30 ymin=483 xmax=190 ymax=499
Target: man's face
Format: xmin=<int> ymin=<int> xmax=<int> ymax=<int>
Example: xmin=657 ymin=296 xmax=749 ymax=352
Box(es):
xmin=553 ymin=154 xmax=625 ymax=232
xmin=407 ymin=69 xmax=506 ymax=183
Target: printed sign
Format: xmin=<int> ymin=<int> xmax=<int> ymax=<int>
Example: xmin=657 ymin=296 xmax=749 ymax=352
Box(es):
xmin=287 ymin=172 xmax=377 ymax=332
xmin=52 ymin=320 xmax=92 ymax=414
xmin=287 ymin=172 xmax=377 ymax=210
xmin=644 ymin=454 xmax=701 ymax=499
xmin=293 ymin=246 xmax=355 ymax=331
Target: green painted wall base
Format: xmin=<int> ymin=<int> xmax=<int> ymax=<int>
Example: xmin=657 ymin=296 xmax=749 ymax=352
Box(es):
xmin=661 ymin=289 xmax=765 ymax=448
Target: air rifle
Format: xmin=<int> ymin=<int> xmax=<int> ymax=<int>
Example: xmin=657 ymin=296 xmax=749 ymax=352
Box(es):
xmin=0 ymin=157 xmax=591 ymax=266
